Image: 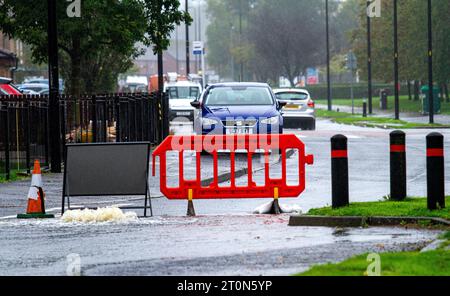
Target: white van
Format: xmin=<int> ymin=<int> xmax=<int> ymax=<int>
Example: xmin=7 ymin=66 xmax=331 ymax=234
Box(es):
xmin=165 ymin=81 xmax=202 ymax=122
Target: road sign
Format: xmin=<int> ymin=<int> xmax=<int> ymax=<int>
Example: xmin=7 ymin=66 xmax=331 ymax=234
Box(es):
xmin=346 ymin=52 xmax=357 ymax=70
xmin=192 ymin=41 xmax=203 ymax=55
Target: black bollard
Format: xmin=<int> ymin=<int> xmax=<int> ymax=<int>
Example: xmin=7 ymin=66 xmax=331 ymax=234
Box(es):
xmin=363 ymin=101 xmax=367 ymax=118
xmin=390 ymin=131 xmax=407 ymax=201
xmin=426 ymin=133 xmax=445 ymax=210
xmin=331 ymin=135 xmax=349 ymax=208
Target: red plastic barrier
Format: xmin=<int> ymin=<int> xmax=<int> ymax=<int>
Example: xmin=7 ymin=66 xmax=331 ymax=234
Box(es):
xmin=152 ymin=134 xmax=313 ymax=200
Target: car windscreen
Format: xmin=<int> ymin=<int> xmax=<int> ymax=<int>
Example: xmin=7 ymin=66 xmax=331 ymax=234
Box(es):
xmin=205 ymin=86 xmax=273 ymax=106
xmin=168 ymin=86 xmax=200 ymax=100
xmin=276 ymin=92 xmax=308 ymax=101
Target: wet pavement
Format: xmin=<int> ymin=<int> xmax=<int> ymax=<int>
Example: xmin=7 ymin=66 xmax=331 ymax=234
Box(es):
xmin=316 ymin=103 xmax=450 ymax=125
xmin=0 ymin=119 xmax=449 ymax=275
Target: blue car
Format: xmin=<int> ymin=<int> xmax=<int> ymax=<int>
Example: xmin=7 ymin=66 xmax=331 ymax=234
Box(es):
xmin=191 ymin=83 xmax=285 ymax=135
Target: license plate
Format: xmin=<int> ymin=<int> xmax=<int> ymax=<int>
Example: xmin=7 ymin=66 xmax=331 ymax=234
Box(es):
xmin=285 ymin=104 xmax=300 ymax=109
xmin=226 ymin=128 xmax=252 ymax=135
xmin=176 ymin=112 xmax=191 ymax=116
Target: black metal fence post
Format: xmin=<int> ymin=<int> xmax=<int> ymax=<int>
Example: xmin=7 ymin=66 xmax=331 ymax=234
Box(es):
xmin=92 ymin=95 xmax=97 ymax=143
xmin=426 ymin=132 xmax=445 ymax=210
xmin=390 ymin=130 xmax=407 ymax=201
xmin=115 ymin=95 xmax=121 ymax=142
xmin=5 ymin=103 xmax=10 ymax=180
xmin=43 ymin=101 xmax=50 ymax=167
xmin=162 ymin=91 xmax=170 ymax=140
xmin=25 ymin=100 xmax=31 ymax=174
xmin=331 ymin=135 xmax=349 ymax=208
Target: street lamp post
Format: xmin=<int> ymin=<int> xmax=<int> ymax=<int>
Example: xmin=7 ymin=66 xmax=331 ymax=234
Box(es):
xmin=47 ymin=0 xmax=62 ymax=173
xmin=230 ymin=25 xmax=235 ymax=81
xmin=427 ymin=0 xmax=434 ymax=124
xmin=185 ymin=0 xmax=190 ymax=76
xmin=367 ymin=0 xmax=373 ymax=114
xmin=239 ymin=0 xmax=244 ymax=82
xmin=326 ymin=0 xmax=332 ymax=111
xmin=393 ymin=0 xmax=400 ymax=120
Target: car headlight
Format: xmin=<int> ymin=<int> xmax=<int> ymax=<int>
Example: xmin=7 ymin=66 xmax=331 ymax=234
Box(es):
xmin=260 ymin=116 xmax=279 ymax=125
xmin=202 ymin=117 xmax=219 ymax=126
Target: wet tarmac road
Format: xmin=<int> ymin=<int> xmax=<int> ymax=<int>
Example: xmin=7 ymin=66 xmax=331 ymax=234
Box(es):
xmin=0 ymin=215 xmax=441 ymax=276
xmin=0 ymin=119 xmax=449 ymax=275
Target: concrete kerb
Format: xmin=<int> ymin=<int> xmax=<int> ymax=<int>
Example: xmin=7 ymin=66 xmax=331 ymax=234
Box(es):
xmin=288 ymin=215 xmax=450 ymax=227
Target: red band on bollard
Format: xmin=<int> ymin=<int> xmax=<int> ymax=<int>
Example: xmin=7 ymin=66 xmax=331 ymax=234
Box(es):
xmin=427 ymin=148 xmax=444 ymax=157
xmin=331 ymin=150 xmax=348 ymax=159
xmin=390 ymin=145 xmax=405 ymax=153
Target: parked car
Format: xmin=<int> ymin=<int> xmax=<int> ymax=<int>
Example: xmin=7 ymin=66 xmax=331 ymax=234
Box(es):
xmin=273 ymin=88 xmax=316 ymax=130
xmin=24 ymin=78 xmax=65 ymax=93
xmin=191 ymin=83 xmax=285 ymax=135
xmin=0 ymin=77 xmax=22 ymax=95
xmin=38 ymin=89 xmax=49 ymax=95
xmin=166 ymin=80 xmax=202 ymax=122
xmin=18 ymin=83 xmax=49 ymax=94
xmin=21 ymin=89 xmax=40 ymax=95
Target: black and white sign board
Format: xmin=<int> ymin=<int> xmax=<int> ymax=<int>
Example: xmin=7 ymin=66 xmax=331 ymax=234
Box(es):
xmin=62 ymin=142 xmax=153 ymax=217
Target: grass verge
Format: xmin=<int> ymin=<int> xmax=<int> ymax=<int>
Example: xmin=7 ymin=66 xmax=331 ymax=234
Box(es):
xmin=327 ymin=95 xmax=450 ymax=115
xmin=307 ymin=197 xmax=450 ymax=220
xmin=297 ymin=250 xmax=450 ymax=276
xmin=0 ymin=169 xmax=30 ymax=183
xmin=316 ymin=109 xmax=448 ymax=129
xmin=299 ymin=201 xmax=450 ymax=277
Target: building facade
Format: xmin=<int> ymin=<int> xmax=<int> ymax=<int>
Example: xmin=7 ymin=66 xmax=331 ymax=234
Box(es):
xmin=0 ymin=32 xmax=21 ymax=79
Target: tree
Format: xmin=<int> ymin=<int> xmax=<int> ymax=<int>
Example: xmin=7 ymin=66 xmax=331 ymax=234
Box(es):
xmin=0 ymin=0 xmax=191 ymax=95
xmin=142 ymin=0 xmax=192 ymax=55
xmin=205 ymin=0 xmax=254 ymax=81
xmin=248 ymin=0 xmax=325 ymax=86
xmin=352 ymin=0 xmax=450 ymax=87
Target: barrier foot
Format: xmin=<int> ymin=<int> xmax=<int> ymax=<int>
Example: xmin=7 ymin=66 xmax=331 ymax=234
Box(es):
xmin=187 ymin=189 xmax=196 ymax=216
xmin=270 ymin=199 xmax=281 ymax=215
xmin=270 ymin=187 xmax=281 ymax=215
xmin=187 ymin=200 xmax=196 ymax=217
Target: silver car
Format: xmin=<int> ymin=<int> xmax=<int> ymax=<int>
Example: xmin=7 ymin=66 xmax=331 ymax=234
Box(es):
xmin=273 ymin=88 xmax=316 ymax=130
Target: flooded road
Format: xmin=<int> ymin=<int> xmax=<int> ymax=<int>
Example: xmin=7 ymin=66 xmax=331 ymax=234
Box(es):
xmin=0 ymin=119 xmax=448 ymax=275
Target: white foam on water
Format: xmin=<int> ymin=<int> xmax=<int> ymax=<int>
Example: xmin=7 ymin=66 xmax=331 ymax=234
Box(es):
xmin=253 ymin=202 xmax=303 ymax=214
xmin=61 ymin=207 xmax=138 ymax=223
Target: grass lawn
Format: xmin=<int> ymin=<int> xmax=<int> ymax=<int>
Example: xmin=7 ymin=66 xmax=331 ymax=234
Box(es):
xmin=300 ymin=198 xmax=450 ymax=276
xmin=307 ymin=197 xmax=450 ymax=220
xmin=0 ymin=169 xmax=30 ymax=183
xmin=328 ymin=95 xmax=450 ymax=115
xmin=316 ymin=109 xmax=448 ymax=129
xmin=297 ymin=250 xmax=450 ymax=276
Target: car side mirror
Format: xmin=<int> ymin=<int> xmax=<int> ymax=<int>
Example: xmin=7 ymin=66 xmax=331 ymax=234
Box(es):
xmin=278 ymin=101 xmax=287 ymax=109
xmin=190 ymin=101 xmax=201 ymax=109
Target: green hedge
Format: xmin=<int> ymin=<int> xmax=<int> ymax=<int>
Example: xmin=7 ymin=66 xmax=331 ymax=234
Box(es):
xmin=298 ymin=83 xmax=410 ymax=100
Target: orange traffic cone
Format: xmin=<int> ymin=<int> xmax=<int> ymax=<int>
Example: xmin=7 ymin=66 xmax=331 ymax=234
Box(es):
xmin=17 ymin=160 xmax=54 ymax=219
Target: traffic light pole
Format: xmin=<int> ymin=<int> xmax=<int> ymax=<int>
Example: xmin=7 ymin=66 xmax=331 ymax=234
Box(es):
xmin=428 ymin=0 xmax=434 ymax=124
xmin=47 ymin=0 xmax=62 ymax=173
